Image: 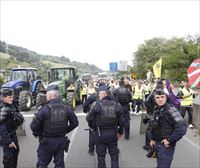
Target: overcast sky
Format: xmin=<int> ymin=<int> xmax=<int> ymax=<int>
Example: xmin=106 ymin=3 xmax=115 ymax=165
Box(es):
xmin=1 ymin=0 xmax=199 ymax=70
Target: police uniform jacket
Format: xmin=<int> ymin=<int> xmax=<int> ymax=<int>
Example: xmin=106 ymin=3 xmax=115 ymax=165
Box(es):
xmin=30 ymin=98 xmax=79 ymax=137
xmin=113 ymin=86 xmax=132 ymax=106
xmin=0 ymin=101 xmax=23 ymax=145
xmin=86 ymin=96 xmax=125 ymax=135
xmin=83 ymin=93 xmax=98 ymax=113
xmin=149 ymin=103 xmax=187 ymax=144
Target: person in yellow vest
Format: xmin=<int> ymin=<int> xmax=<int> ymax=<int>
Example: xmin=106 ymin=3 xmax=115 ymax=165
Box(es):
xmin=80 ymin=83 xmax=88 ymax=105
xmin=132 ymin=80 xmax=144 ymax=115
xmin=87 ymin=83 xmax=96 ymax=97
xmin=177 ymin=82 xmax=194 ymax=128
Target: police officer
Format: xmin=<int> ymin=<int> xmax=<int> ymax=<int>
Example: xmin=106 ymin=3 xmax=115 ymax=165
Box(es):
xmin=83 ymin=90 xmax=98 ymax=154
xmin=149 ymin=88 xmax=187 ymax=168
xmin=30 ymin=85 xmax=79 ymax=168
xmin=0 ymin=89 xmax=24 ymax=168
xmin=86 ymin=85 xmax=125 ymax=168
xmin=113 ymin=79 xmax=132 ymax=139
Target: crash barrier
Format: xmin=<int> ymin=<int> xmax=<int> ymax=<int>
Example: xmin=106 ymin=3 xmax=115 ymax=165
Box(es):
xmin=193 ymin=94 xmax=200 ymax=128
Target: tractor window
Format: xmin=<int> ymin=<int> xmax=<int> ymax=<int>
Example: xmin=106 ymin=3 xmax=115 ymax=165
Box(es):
xmin=69 ymin=69 xmax=75 ymax=80
xmin=28 ymin=71 xmax=35 ymax=82
xmin=11 ymin=70 xmax=27 ymax=81
xmin=52 ymin=69 xmax=70 ymax=81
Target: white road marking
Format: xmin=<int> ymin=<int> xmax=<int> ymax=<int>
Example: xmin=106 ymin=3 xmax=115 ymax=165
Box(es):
xmin=183 ymin=136 xmax=200 ymax=150
xmin=64 ymin=127 xmax=78 ymax=161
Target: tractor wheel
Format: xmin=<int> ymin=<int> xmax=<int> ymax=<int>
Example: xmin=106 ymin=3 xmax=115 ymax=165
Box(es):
xmin=67 ymin=92 xmax=76 ymax=110
xmin=19 ymin=91 xmax=32 ymax=111
xmin=36 ymin=92 xmax=47 ymax=108
xmin=35 ymin=82 xmax=44 ymax=94
xmin=34 ymin=82 xmax=44 ymax=103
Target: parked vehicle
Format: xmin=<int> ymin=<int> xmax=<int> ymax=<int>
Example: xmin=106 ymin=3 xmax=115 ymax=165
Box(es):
xmin=1 ymin=68 xmax=45 ymax=111
xmin=36 ymin=66 xmax=81 ymax=110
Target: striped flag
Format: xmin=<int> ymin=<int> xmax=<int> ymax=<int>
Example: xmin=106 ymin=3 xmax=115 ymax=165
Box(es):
xmin=187 ymin=58 xmax=200 ymax=89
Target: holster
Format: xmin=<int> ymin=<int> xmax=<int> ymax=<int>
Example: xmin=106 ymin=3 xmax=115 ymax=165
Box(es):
xmin=64 ymin=136 xmax=71 ymax=152
xmin=39 ymin=137 xmax=48 ymax=144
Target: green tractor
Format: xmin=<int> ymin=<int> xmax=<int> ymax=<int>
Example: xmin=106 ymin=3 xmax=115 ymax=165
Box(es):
xmin=36 ymin=66 xmax=81 ymax=110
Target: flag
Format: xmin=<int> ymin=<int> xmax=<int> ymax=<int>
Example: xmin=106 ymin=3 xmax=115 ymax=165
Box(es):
xmin=153 ymin=58 xmax=162 ymax=78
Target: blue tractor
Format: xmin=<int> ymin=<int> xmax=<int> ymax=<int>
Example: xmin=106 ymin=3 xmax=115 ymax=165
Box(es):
xmin=1 ymin=68 xmax=45 ymax=111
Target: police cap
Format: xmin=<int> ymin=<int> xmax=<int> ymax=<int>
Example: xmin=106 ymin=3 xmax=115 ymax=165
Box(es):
xmin=1 ymin=88 xmax=13 ymax=97
xmin=154 ymin=88 xmax=166 ymax=95
xmin=98 ymin=85 xmax=110 ymax=92
xmin=46 ymin=85 xmax=58 ymax=92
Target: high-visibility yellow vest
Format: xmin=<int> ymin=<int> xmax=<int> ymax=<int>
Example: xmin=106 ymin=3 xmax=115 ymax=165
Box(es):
xmin=81 ymin=86 xmax=87 ymax=96
xmin=180 ymin=88 xmax=193 ymax=106
xmin=133 ymin=85 xmax=144 ymax=99
xmin=144 ymin=83 xmax=151 ymax=95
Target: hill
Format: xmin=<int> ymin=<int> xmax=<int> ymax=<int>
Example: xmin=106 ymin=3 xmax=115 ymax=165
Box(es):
xmin=0 ymin=41 xmax=102 ymax=80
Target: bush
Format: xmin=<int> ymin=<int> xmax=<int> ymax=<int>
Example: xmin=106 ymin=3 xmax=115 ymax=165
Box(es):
xmin=0 ymin=76 xmax=4 ymax=87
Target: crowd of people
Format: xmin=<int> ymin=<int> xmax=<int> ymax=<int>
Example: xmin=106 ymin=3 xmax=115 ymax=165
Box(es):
xmin=0 ymin=76 xmax=196 ymax=168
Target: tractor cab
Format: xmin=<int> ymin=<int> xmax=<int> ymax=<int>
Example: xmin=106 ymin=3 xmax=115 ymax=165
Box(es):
xmin=44 ymin=67 xmax=80 ymax=110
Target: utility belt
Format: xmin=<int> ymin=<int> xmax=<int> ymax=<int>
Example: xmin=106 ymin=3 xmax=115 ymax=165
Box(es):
xmin=98 ymin=126 xmax=117 ymax=130
xmin=39 ymin=136 xmax=71 ymax=152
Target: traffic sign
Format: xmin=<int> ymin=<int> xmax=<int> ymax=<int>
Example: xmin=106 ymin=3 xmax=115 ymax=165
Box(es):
xmin=119 ymin=60 xmax=128 ymax=71
xmin=109 ymin=62 xmax=118 ymax=71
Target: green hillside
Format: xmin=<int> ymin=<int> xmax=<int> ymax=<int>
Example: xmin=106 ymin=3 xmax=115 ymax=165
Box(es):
xmin=0 ymin=41 xmax=102 ymax=81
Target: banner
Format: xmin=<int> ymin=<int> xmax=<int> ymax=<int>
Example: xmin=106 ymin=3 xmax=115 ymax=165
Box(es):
xmin=153 ymin=58 xmax=162 ymax=78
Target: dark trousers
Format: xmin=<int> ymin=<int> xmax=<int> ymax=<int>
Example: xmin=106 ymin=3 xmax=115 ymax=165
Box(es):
xmin=124 ymin=112 xmax=130 ymax=138
xmin=37 ymin=137 xmax=65 ymax=168
xmin=81 ymin=95 xmax=87 ymax=105
xmin=95 ymin=129 xmax=119 ymax=168
xmin=154 ymin=142 xmax=175 ymax=168
xmin=89 ymin=130 xmax=95 ymax=150
xmin=180 ymin=106 xmax=193 ymax=124
xmin=2 ymin=133 xmax=19 ymax=168
xmin=121 ymin=104 xmax=130 ymax=138
xmin=132 ymin=99 xmax=142 ymax=113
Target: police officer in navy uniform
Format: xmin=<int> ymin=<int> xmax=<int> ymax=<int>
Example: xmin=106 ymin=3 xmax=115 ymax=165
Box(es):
xmin=149 ymin=89 xmax=187 ymax=168
xmin=0 ymin=89 xmax=24 ymax=168
xmin=87 ymin=85 xmax=125 ymax=168
xmin=113 ymin=79 xmax=132 ymax=139
xmin=83 ymin=90 xmax=98 ymax=154
xmin=30 ymin=85 xmax=79 ymax=168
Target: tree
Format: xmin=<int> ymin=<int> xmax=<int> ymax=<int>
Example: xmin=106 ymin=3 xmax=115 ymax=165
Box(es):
xmin=132 ymin=35 xmax=200 ymax=82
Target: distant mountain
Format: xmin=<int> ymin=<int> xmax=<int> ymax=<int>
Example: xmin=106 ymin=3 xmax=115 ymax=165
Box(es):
xmin=0 ymin=41 xmax=102 ymax=80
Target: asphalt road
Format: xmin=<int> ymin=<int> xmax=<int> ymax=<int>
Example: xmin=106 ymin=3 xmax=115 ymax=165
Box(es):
xmin=0 ymin=105 xmax=199 ymax=168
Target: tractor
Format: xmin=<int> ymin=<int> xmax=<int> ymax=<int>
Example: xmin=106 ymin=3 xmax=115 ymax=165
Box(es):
xmin=36 ymin=66 xmax=81 ymax=110
xmin=1 ymin=68 xmax=45 ymax=111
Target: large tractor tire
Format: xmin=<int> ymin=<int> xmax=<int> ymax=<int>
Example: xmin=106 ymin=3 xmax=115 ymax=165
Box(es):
xmin=36 ymin=92 xmax=47 ymax=108
xmin=67 ymin=92 xmax=76 ymax=110
xmin=19 ymin=90 xmax=32 ymax=111
xmin=35 ymin=82 xmax=44 ymax=94
xmin=34 ymin=82 xmax=44 ymax=103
